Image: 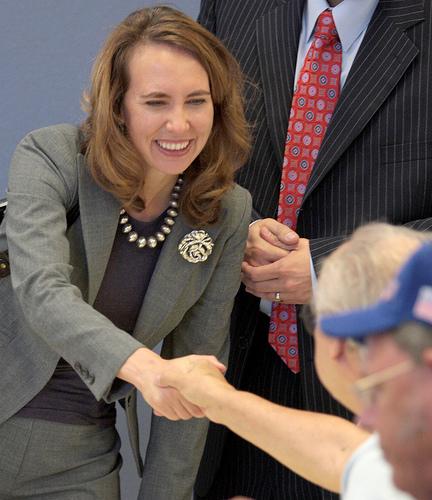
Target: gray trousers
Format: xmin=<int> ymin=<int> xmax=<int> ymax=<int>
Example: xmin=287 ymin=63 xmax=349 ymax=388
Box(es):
xmin=0 ymin=417 xmax=122 ymax=499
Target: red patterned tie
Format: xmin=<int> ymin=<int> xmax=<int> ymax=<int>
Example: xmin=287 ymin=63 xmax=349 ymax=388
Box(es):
xmin=269 ymin=10 xmax=341 ymax=372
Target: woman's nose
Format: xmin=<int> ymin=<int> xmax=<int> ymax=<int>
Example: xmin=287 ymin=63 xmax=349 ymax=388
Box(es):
xmin=166 ymin=107 xmax=190 ymax=134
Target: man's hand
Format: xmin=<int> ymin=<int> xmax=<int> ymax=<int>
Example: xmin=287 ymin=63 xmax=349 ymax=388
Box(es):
xmin=245 ymin=219 xmax=299 ymax=267
xmin=242 ymin=238 xmax=313 ymax=304
xmin=117 ymin=349 xmax=226 ymax=421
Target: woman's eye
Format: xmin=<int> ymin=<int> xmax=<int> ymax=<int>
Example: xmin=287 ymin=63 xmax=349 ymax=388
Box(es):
xmin=145 ymin=100 xmax=166 ymax=107
xmin=188 ymin=99 xmax=206 ymax=106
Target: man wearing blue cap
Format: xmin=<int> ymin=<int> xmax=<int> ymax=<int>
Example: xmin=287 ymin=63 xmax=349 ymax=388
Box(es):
xmin=320 ymin=242 xmax=432 ymax=500
xmin=158 ymin=222 xmax=430 ymax=499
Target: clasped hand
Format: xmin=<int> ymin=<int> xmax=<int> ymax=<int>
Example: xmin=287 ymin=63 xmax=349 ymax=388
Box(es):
xmin=241 ymin=218 xmax=313 ymax=304
xmin=117 ymin=348 xmax=226 ymax=421
xmin=156 ymin=358 xmax=234 ymax=424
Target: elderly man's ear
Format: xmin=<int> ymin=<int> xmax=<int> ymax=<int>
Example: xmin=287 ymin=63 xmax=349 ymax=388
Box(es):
xmin=421 ymin=348 xmax=432 ymax=369
xmin=327 ymin=337 xmax=344 ymax=360
xmin=329 ymin=337 xmax=350 ymax=359
xmin=333 ymin=338 xmax=362 ymax=373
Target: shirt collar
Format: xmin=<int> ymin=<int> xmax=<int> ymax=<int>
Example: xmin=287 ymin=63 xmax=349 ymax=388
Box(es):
xmin=305 ymin=0 xmax=380 ymax=52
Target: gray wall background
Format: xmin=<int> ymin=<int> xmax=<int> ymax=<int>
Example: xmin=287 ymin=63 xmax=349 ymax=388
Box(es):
xmin=0 ymin=2 xmax=200 ymax=499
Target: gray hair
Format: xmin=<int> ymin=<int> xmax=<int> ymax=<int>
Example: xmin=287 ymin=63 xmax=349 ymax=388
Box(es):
xmin=314 ymin=222 xmax=432 ymax=317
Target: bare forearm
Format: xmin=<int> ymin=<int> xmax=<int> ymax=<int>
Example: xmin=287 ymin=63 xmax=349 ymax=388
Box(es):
xmin=158 ymin=361 xmax=369 ymax=491
xmin=213 ymin=389 xmax=369 ymax=493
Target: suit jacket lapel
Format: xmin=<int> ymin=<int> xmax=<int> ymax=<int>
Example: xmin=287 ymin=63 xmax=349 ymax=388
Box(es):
xmin=133 ymin=217 xmax=223 ymax=348
xmin=304 ymin=0 xmax=424 ymax=201
xmin=256 ymin=0 xmax=304 ymax=167
xmin=77 ymin=153 xmax=121 ymax=304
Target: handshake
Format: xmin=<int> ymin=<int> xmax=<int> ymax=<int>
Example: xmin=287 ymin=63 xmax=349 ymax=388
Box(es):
xmin=154 ymin=354 xmax=233 ymax=424
xmin=117 ymin=346 xmax=233 ymax=422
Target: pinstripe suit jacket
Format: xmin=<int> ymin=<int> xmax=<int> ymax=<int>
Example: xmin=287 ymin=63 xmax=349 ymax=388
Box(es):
xmin=196 ymin=0 xmax=432 ymax=494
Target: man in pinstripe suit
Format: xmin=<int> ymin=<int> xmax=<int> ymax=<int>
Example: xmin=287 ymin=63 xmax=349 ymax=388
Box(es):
xmin=195 ymin=0 xmax=432 ymax=499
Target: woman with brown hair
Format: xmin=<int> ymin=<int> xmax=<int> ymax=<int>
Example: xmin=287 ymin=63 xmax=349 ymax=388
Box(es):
xmin=0 ymin=6 xmax=251 ymax=499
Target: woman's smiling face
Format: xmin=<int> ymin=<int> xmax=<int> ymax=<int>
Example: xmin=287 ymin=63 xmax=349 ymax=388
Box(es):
xmin=122 ymin=42 xmax=214 ymax=181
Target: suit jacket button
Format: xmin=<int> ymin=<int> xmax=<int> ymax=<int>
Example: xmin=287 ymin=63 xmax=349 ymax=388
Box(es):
xmin=74 ymin=362 xmax=82 ymax=372
xmin=0 ymin=253 xmax=10 ymax=278
xmin=88 ymin=374 xmax=95 ymax=385
xmin=82 ymin=368 xmax=89 ymax=378
xmin=237 ymin=337 xmax=249 ymax=350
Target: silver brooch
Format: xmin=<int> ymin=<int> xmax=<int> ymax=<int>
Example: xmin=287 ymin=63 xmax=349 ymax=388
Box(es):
xmin=178 ymin=230 xmax=214 ymax=263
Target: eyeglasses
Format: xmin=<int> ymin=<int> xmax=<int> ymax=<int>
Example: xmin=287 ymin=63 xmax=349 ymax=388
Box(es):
xmin=353 ymin=359 xmax=414 ymax=406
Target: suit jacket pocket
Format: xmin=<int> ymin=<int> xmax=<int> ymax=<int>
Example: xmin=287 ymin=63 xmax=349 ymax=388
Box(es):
xmin=379 ymin=139 xmax=432 ymax=222
xmin=381 ymin=140 xmax=432 ymax=165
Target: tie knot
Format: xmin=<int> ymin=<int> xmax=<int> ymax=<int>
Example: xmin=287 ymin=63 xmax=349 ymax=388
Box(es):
xmin=315 ymin=10 xmax=339 ymax=43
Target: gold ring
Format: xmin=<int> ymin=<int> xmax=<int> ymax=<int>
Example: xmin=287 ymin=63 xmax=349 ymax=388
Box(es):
xmin=275 ymin=292 xmax=282 ymax=302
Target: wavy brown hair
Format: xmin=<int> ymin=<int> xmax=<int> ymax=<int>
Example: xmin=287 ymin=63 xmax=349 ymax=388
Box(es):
xmin=81 ymin=5 xmax=251 ymax=226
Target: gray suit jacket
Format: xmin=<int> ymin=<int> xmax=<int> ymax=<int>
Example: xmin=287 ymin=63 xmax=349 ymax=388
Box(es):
xmin=0 ymin=124 xmax=252 ymax=500
xmin=196 ymin=0 xmax=432 ymax=494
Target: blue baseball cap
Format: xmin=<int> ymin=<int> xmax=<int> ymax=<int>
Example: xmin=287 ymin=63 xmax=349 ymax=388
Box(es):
xmin=320 ymin=241 xmax=432 ymax=340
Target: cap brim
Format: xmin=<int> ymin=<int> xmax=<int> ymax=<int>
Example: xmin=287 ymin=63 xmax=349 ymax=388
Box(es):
xmin=319 ymin=301 xmax=404 ymax=340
